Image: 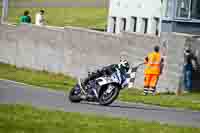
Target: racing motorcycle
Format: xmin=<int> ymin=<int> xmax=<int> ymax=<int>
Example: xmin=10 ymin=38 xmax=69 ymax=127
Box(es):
xmin=68 ymin=62 xmax=144 ymax=106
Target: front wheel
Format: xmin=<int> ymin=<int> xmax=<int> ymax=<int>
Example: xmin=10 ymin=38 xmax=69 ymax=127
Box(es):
xmin=99 ymin=84 xmax=120 ymax=106
xmin=69 ymin=85 xmax=82 ymax=103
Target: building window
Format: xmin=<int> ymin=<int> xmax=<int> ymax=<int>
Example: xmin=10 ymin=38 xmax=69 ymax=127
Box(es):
xmin=154 ymin=17 xmax=160 ymax=36
xmin=176 ymin=0 xmax=200 ymax=19
xmin=131 ymin=17 xmax=137 ymax=32
xmin=191 ymin=0 xmax=200 ymax=19
xmin=176 ymin=0 xmax=191 ymax=18
xmin=142 ymin=18 xmax=148 ymax=33
xmin=121 ymin=18 xmax=127 ymax=31
xmin=164 ymin=0 xmax=173 ymax=17
xmin=111 ymin=17 xmax=116 ymax=33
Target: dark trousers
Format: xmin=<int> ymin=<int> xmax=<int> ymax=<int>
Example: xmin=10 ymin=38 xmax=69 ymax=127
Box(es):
xmin=184 ymin=64 xmax=192 ymax=91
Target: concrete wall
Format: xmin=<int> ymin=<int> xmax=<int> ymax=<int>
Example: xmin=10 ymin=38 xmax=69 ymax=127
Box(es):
xmin=161 ymin=21 xmax=173 ymax=33
xmin=162 ymin=21 xmax=200 ymax=35
xmin=0 ymin=24 xmax=199 ymax=92
xmin=173 ymin=22 xmax=200 ymax=35
xmin=0 ymin=24 xmax=66 ymax=73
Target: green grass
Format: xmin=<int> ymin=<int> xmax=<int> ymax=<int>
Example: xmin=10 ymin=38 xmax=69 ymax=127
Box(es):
xmin=0 ymin=63 xmax=200 ymax=111
xmin=8 ymin=0 xmax=98 ymax=2
xmin=119 ymin=89 xmax=200 ymax=110
xmin=1 ymin=0 xmax=102 ymax=6
xmin=0 ymin=63 xmax=76 ymax=91
xmin=7 ymin=7 xmax=107 ymax=29
xmin=0 ymin=104 xmax=199 ymax=133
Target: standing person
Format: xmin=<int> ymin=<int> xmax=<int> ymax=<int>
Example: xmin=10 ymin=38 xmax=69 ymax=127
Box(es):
xmin=183 ymin=46 xmax=198 ymax=92
xmin=143 ymin=45 xmax=164 ymax=95
xmin=20 ymin=10 xmax=31 ymax=24
xmin=35 ymin=10 xmax=45 ymax=26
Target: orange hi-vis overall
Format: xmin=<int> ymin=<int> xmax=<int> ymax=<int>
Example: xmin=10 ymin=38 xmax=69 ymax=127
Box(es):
xmin=144 ymin=52 xmax=162 ymax=89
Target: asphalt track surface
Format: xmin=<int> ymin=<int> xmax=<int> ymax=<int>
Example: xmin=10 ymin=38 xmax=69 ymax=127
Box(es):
xmin=0 ymin=80 xmax=200 ymax=128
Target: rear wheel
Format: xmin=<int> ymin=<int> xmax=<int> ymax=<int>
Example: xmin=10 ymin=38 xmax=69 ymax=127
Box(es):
xmin=99 ymin=84 xmax=120 ymax=106
xmin=69 ymin=85 xmax=82 ymax=103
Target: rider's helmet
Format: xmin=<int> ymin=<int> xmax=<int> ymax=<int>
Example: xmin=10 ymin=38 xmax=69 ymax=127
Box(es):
xmin=118 ymin=57 xmax=130 ymax=73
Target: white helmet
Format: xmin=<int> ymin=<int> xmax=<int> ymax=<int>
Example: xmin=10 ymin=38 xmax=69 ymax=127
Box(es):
xmin=118 ymin=57 xmax=130 ymax=72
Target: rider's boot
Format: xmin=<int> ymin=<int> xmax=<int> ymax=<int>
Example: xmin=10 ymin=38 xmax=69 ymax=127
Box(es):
xmin=143 ymin=88 xmax=148 ymax=96
xmin=150 ymin=88 xmax=156 ymax=96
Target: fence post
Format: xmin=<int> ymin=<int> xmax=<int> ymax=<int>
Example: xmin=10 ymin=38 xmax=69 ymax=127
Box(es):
xmin=1 ymin=0 xmax=8 ymax=24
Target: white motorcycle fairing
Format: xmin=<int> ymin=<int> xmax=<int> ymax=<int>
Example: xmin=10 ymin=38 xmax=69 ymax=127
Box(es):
xmin=96 ymin=69 xmax=122 ymax=86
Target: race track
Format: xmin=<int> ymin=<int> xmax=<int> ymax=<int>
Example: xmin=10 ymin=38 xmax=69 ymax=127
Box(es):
xmin=0 ymin=80 xmax=200 ymax=128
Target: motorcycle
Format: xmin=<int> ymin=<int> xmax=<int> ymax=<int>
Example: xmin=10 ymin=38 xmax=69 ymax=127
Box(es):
xmin=68 ymin=62 xmax=144 ymax=106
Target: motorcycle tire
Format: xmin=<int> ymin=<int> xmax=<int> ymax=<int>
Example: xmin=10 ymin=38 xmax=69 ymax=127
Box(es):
xmin=99 ymin=84 xmax=120 ymax=106
xmin=69 ymin=85 xmax=82 ymax=103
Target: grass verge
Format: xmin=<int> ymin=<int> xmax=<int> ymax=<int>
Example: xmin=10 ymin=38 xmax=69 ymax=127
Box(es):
xmin=0 ymin=63 xmax=200 ymax=110
xmin=8 ymin=0 xmax=97 ymax=2
xmin=7 ymin=7 xmax=107 ymax=29
xmin=0 ymin=104 xmax=199 ymax=133
xmin=0 ymin=63 xmax=76 ymax=91
xmin=119 ymin=89 xmax=200 ymax=110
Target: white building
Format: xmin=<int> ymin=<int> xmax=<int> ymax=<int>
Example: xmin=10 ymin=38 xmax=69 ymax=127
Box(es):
xmin=107 ymin=0 xmax=200 ymax=35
